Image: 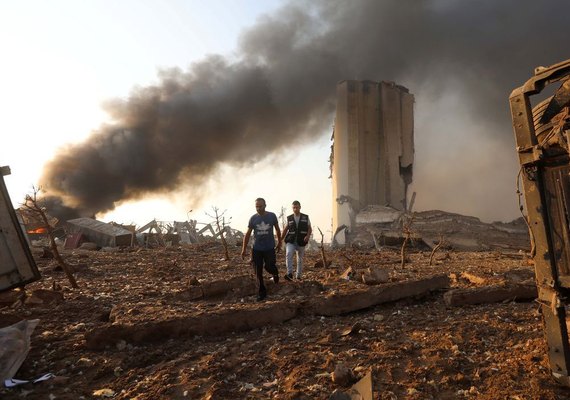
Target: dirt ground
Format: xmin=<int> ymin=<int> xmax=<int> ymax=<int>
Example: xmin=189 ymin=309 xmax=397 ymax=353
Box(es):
xmin=1 ymin=242 xmax=570 ymax=400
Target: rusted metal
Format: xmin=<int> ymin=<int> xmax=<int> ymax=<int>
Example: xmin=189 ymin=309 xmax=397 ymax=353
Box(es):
xmin=510 ymin=59 xmax=570 ymax=386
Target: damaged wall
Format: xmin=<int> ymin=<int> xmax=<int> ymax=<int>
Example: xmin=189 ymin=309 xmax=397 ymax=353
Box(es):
xmin=0 ymin=167 xmax=40 ymax=292
xmin=332 ymin=80 xmax=414 ymax=237
xmin=66 ymin=218 xmax=133 ymax=248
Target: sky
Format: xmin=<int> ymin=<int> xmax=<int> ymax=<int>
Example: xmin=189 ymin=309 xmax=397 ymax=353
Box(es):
xmin=1 ymin=0 xmax=568 ymax=239
xmin=0 ymin=0 xmax=332 ymax=236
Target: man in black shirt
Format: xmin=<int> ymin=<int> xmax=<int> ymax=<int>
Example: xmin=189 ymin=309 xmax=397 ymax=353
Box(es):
xmin=281 ymin=200 xmax=312 ymax=280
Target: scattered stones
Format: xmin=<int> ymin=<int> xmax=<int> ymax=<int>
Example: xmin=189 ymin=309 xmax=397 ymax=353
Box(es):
xmin=92 ymin=388 xmax=115 ymax=397
xmin=332 ymin=363 xmax=356 ymax=387
xmin=361 ymin=267 xmax=390 ymax=285
xmin=76 ymin=357 xmax=94 ymax=367
xmin=25 ymin=289 xmax=64 ymax=306
xmin=79 ymin=242 xmax=98 ymax=251
xmin=0 ymin=290 xmax=23 ymax=307
xmin=329 ymin=389 xmax=351 ymax=400
xmin=3 ymin=246 xmax=560 ymax=399
xmin=340 ymin=267 xmax=356 ymax=281
xmin=340 ymin=321 xmax=365 ymax=336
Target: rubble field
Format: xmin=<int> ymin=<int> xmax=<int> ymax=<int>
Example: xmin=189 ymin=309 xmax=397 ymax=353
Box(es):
xmin=1 ymin=242 xmax=569 ymax=399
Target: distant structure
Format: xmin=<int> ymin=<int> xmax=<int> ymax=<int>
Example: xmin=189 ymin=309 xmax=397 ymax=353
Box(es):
xmin=331 ymin=80 xmax=414 ymax=244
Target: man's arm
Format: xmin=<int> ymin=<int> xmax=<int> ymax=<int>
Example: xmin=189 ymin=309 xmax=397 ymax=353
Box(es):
xmin=281 ymin=225 xmax=289 ymax=243
xmin=241 ymin=227 xmax=252 ymax=258
xmin=274 ymin=224 xmax=282 ymax=251
xmin=305 ymin=217 xmax=313 ymax=243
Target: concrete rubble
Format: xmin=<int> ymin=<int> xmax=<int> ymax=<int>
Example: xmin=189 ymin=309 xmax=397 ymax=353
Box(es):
xmin=57 ymin=217 xmax=245 ymax=249
xmin=343 ymin=206 xmax=530 ymax=251
xmin=444 ymin=283 xmax=537 ymax=307
xmin=328 ymin=81 xmax=529 ymax=253
xmin=133 ymin=219 xmax=243 ymax=247
xmin=2 ymin=244 xmax=559 ymax=399
xmin=84 ymin=274 xmax=449 ymax=349
xmin=66 ymin=218 xmax=133 ymax=248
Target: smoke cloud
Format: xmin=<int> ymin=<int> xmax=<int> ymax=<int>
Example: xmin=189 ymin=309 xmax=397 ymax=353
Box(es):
xmin=40 ymin=0 xmax=570 ymax=221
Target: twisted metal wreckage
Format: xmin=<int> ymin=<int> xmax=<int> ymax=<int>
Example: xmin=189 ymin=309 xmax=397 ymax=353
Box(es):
xmin=511 ymin=58 xmax=570 ymax=386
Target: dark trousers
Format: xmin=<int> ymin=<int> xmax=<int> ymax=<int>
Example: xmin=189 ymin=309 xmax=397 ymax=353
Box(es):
xmin=252 ymin=249 xmax=278 ymax=295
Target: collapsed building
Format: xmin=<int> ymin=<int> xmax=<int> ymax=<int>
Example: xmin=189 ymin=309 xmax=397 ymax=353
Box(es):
xmin=331 ymin=80 xmax=414 ymax=245
xmin=330 ymin=80 xmax=529 ymax=250
xmin=60 ymin=217 xmax=243 ymax=249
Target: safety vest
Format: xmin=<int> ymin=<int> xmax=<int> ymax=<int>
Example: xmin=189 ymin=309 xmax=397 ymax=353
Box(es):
xmin=285 ymin=213 xmax=309 ymax=247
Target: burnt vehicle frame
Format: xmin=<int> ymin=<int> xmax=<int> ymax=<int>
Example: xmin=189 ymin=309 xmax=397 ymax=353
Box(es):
xmin=511 ymin=59 xmax=570 ymax=385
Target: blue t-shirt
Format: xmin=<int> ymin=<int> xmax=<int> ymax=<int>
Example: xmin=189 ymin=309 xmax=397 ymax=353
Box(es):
xmin=248 ymin=212 xmax=279 ymax=251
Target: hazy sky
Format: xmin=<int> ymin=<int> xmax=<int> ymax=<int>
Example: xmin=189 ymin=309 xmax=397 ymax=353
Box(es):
xmin=1 ymin=0 xmax=568 ymax=238
xmin=1 ymin=0 xmax=332 ymax=234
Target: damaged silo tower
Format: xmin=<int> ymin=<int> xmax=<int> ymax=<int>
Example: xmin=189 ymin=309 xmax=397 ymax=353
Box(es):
xmin=331 ymin=80 xmax=414 ymax=238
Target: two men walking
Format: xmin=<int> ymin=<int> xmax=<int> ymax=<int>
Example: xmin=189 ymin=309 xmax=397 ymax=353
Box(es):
xmin=241 ymin=198 xmax=311 ymax=301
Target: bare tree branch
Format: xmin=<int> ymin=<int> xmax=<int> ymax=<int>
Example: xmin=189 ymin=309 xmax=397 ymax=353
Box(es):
xmin=317 ymin=227 xmax=329 ymax=268
xmin=206 ymin=206 xmax=230 ymax=261
xmin=400 ymin=214 xmax=415 ymax=269
xmin=23 ymin=186 xmax=78 ymax=288
xmin=429 ymin=234 xmax=447 ymax=266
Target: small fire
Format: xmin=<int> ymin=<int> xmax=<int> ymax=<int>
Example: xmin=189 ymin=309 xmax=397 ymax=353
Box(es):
xmin=27 ymin=227 xmax=47 ymax=234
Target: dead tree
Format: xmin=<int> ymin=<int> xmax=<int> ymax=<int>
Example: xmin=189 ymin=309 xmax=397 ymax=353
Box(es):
xmin=317 ymin=227 xmax=329 ymax=268
xmin=206 ymin=207 xmax=230 ymax=261
xmin=400 ymin=214 xmax=415 ymax=269
xmin=22 ymin=187 xmax=78 ymax=288
xmin=278 ymin=206 xmax=287 ymax=230
xmin=370 ymin=230 xmax=385 ymax=252
xmin=429 ymin=235 xmax=447 ymax=266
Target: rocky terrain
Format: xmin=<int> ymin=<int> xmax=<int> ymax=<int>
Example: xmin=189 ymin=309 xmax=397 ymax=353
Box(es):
xmin=1 ymin=242 xmax=569 ymax=399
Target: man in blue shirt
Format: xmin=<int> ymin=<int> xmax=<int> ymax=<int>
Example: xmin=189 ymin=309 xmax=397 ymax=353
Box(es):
xmin=241 ymin=198 xmax=282 ymax=301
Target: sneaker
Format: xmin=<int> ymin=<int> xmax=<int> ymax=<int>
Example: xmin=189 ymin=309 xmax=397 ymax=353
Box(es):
xmin=272 ymin=274 xmax=279 ymax=284
xmin=284 ymin=273 xmax=293 ymax=281
xmin=296 ymin=275 xmax=302 ymax=281
xmin=257 ymin=293 xmax=267 ymax=302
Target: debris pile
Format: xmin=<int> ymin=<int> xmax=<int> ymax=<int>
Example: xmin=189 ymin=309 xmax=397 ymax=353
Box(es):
xmin=345 ymin=206 xmax=530 ymax=251
xmin=0 ymin=244 xmax=567 ymax=399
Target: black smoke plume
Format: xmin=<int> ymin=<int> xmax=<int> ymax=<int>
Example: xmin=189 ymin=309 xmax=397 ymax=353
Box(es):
xmin=40 ymin=0 xmax=570 ymax=221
